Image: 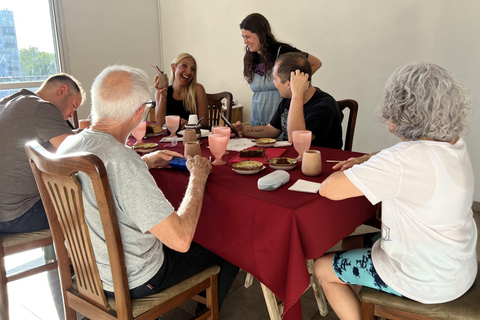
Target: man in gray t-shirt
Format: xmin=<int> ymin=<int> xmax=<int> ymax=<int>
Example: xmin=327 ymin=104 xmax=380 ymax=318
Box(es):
xmin=0 ymin=74 xmax=85 ymax=233
xmin=57 ymin=65 xmax=238 ymax=312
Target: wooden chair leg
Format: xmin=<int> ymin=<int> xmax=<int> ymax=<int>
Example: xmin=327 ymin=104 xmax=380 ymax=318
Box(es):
xmin=208 ymin=274 xmax=218 ymax=320
xmin=244 ymin=272 xmax=254 ymax=288
xmin=306 ymin=259 xmax=329 ymax=316
xmin=0 ymin=243 xmax=9 ymax=320
xmin=260 ymin=283 xmax=282 ymax=320
xmin=360 ymin=301 xmax=376 ymax=320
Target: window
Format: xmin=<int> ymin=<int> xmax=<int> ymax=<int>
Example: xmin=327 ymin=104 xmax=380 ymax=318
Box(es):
xmin=0 ymin=0 xmax=63 ymax=99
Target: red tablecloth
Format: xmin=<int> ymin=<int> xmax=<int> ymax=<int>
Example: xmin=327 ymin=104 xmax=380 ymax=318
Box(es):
xmin=127 ymin=134 xmax=377 ymax=320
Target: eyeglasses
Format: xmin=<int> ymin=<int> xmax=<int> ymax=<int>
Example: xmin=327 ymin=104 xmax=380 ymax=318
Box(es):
xmin=144 ymin=100 xmax=156 ymax=108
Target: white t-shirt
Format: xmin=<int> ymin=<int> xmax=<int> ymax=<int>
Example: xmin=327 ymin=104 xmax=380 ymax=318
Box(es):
xmin=345 ymin=138 xmax=477 ymax=303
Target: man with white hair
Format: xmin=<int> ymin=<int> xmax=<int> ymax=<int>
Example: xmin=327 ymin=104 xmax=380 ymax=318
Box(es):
xmin=57 ymin=65 xmax=238 ymax=311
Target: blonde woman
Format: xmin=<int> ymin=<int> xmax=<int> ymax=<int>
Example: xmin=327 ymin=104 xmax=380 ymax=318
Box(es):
xmin=154 ymin=53 xmax=209 ymax=130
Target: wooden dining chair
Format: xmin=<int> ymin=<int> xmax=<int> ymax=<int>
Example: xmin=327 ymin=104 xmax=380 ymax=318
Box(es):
xmin=207 ymin=92 xmax=233 ymax=129
xmin=0 ymin=229 xmax=58 ymax=320
xmin=336 ymin=99 xmax=358 ymax=151
xmin=25 ymin=141 xmax=220 ymax=320
xmin=359 ymin=261 xmax=480 ymax=319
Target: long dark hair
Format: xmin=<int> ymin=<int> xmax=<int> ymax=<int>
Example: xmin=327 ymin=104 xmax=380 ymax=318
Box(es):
xmin=240 ymin=13 xmax=284 ymax=83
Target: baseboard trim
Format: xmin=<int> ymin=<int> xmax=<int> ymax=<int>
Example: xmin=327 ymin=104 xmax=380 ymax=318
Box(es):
xmin=473 ymin=201 xmax=480 ymax=212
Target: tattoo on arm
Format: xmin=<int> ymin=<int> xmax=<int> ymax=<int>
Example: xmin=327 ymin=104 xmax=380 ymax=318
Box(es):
xmin=247 ymin=128 xmax=266 ymax=133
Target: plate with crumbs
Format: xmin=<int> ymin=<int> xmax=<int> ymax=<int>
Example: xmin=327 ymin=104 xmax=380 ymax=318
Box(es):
xmin=232 ymin=161 xmax=265 ymax=175
xmin=269 ymin=157 xmax=297 ymax=171
xmin=255 ymin=138 xmax=277 ymax=148
xmin=132 ymin=142 xmax=158 ymax=153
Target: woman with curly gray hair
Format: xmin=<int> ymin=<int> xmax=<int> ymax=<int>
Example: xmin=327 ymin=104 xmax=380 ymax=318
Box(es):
xmin=313 ymin=62 xmax=476 ymax=320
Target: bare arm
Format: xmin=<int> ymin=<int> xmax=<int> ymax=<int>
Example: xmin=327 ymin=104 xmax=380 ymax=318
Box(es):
xmin=286 ymin=70 xmax=311 ymax=143
xmin=319 ymin=151 xmax=379 ymax=200
xmin=308 ymin=54 xmax=322 ymax=75
xmin=319 ymin=171 xmax=363 ymax=200
xmin=148 ymin=156 xmax=211 ymax=252
xmin=232 ymin=121 xmax=281 ymax=139
xmin=195 ymin=83 xmax=210 ymax=129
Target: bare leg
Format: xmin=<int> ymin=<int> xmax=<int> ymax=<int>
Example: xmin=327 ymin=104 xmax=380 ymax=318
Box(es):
xmin=314 ymin=253 xmax=361 ymax=320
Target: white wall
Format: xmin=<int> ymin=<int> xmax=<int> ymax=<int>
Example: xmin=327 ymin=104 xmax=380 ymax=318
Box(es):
xmin=60 ymin=0 xmax=480 ymax=201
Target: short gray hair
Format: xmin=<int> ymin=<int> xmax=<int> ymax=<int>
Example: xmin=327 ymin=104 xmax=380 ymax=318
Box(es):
xmin=379 ymin=61 xmax=471 ymax=141
xmin=91 ymin=65 xmax=150 ymax=123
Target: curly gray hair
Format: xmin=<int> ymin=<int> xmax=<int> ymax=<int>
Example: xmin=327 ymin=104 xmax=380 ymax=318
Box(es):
xmin=379 ymin=61 xmax=471 ymax=141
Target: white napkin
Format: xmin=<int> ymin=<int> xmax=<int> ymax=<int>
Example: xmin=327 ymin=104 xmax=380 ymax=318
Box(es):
xmin=226 ymin=138 xmax=256 ymax=152
xmin=273 ymin=141 xmax=292 ymax=147
xmin=288 ymin=179 xmax=322 ymax=193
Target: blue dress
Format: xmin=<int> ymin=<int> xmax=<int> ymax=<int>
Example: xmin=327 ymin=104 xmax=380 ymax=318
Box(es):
xmin=248 ymin=43 xmax=306 ymax=128
xmin=249 ymin=72 xmax=281 ymax=127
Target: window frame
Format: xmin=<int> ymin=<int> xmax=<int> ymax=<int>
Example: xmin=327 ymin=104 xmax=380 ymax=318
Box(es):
xmin=0 ymin=0 xmax=68 ymax=92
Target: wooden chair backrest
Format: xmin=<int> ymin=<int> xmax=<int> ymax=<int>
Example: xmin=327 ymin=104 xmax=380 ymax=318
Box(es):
xmin=336 ymin=99 xmax=358 ymax=151
xmin=25 ymin=141 xmax=133 ymax=318
xmin=207 ymin=92 xmax=233 ymax=129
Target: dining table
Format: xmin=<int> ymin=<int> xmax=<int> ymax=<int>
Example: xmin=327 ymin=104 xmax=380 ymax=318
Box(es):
xmin=127 ymin=130 xmax=378 ymax=320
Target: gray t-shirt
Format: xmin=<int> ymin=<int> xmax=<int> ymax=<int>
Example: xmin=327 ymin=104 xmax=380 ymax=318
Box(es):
xmin=0 ymin=89 xmax=72 ymax=221
xmin=57 ymin=130 xmax=174 ymax=291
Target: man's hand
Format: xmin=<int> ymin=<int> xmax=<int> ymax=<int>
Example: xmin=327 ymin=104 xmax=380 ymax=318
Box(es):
xmin=186 ymin=155 xmax=212 ymax=178
xmin=142 ymin=150 xmax=184 ymax=169
xmin=290 ymin=69 xmax=310 ymax=97
xmin=231 ymin=121 xmax=244 ymax=138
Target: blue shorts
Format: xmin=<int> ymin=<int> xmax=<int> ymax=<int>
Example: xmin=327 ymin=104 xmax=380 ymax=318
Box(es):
xmin=332 ymin=232 xmax=402 ymax=296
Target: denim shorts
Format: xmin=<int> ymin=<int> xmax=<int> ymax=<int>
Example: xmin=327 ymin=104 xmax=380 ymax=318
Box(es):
xmin=332 ymin=232 xmax=402 ymax=296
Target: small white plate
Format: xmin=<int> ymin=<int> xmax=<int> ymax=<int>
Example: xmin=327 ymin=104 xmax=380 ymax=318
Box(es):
xmin=256 ymin=142 xmax=276 ymax=148
xmin=255 ymin=138 xmax=277 ymax=148
xmin=232 ymin=166 xmax=265 ymax=175
xmin=178 ymin=129 xmax=210 ymax=138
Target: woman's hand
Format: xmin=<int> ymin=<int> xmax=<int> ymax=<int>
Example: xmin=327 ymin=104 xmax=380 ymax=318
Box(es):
xmin=154 ymin=76 xmax=168 ymax=100
xmin=332 ymin=153 xmax=377 ymax=171
xmin=180 ymin=118 xmax=188 ymax=130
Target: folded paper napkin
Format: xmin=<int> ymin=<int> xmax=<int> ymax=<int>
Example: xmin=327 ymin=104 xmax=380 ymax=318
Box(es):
xmin=227 ymin=138 xmax=256 ymax=152
xmin=160 ymin=136 xmax=183 ymax=142
xmin=288 ymin=179 xmax=322 ymax=193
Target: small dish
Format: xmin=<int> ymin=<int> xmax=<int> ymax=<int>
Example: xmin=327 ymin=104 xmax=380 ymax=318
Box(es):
xmin=232 ymin=161 xmax=264 ymax=174
xmin=232 ymin=166 xmax=265 ymax=175
xmin=132 ymin=142 xmax=158 ymax=153
xmin=255 ymin=138 xmax=277 ymax=148
xmin=269 ymin=157 xmax=297 ymax=170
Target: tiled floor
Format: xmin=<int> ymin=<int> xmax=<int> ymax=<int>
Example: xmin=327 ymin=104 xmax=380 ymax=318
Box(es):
xmin=4 ymin=208 xmax=479 ymax=320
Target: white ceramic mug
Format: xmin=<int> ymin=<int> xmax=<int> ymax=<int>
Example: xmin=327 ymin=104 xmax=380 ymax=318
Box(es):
xmin=301 ymin=150 xmax=322 ymax=176
xmin=188 ymin=114 xmax=198 ymax=125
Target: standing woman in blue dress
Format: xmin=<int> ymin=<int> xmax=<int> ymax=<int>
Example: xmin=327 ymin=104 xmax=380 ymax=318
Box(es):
xmin=240 ymin=13 xmax=322 ymax=127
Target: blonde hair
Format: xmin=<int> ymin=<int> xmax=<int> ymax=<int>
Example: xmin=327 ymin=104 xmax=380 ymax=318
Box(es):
xmin=170 ymin=53 xmax=198 ymax=114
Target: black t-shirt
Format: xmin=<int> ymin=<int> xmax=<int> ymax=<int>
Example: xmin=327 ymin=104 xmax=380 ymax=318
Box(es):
xmin=252 ymin=43 xmax=307 ymax=76
xmin=270 ymin=87 xmax=343 ymax=149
